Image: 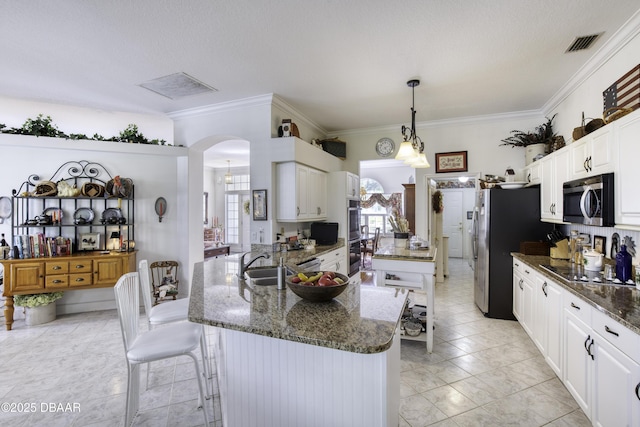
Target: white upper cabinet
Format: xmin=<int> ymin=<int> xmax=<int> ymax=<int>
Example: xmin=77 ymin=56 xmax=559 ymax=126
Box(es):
xmin=569 ymin=125 xmax=614 ymax=179
xmin=276 ymin=162 xmax=327 ymax=222
xmin=523 ymin=162 xmax=541 ymax=185
xmin=614 ymin=111 xmax=640 ymax=228
xmin=540 ymin=149 xmax=569 ymax=223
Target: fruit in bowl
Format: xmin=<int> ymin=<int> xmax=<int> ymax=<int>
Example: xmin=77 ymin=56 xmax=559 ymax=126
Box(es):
xmin=286 ymin=271 xmax=349 ymax=302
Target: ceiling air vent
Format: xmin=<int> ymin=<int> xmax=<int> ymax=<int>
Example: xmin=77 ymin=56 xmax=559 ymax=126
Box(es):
xmin=565 ymin=33 xmax=603 ymax=53
xmin=139 ymin=72 xmax=218 ymax=100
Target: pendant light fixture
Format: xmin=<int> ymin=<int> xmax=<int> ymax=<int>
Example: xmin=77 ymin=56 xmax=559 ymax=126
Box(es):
xmin=224 ymin=160 xmax=233 ymax=184
xmin=395 ymin=79 xmax=430 ymax=168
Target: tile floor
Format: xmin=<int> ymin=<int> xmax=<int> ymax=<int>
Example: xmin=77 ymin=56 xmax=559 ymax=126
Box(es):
xmin=0 ymin=258 xmax=590 ymax=426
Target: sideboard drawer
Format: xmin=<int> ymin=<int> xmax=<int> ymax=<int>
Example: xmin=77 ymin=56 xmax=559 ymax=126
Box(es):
xmin=46 ymin=274 xmax=69 ymax=289
xmin=69 ymin=273 xmax=93 ymax=287
xmin=46 ymin=261 xmax=69 ymax=275
xmin=70 ymin=261 xmax=92 ymax=273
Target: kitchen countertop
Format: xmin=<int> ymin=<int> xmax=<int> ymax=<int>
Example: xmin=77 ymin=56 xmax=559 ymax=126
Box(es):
xmin=374 ymin=244 xmax=437 ymax=261
xmin=188 ymin=251 xmax=407 ymax=354
xmin=512 ymin=253 xmax=640 ymax=334
xmin=245 ymin=240 xmax=346 ymax=270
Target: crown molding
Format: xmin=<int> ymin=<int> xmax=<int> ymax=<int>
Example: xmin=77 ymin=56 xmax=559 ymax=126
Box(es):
xmin=326 ymin=109 xmax=542 ymax=138
xmin=543 ymin=9 xmax=640 ymax=114
xmin=167 ymin=94 xmax=275 ymax=120
xmin=270 ymin=94 xmax=328 ymax=136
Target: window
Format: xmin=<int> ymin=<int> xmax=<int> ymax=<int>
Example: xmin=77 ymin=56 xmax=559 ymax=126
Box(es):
xmin=225 ymin=174 xmax=250 ymax=247
xmin=360 ymin=178 xmax=391 ymax=234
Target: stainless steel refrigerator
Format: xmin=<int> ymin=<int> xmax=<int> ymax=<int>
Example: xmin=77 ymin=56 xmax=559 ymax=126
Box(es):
xmin=471 ymin=186 xmax=552 ymax=319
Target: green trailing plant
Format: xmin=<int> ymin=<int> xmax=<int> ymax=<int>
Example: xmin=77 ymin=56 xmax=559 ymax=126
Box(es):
xmin=0 ymin=114 xmax=169 ymax=145
xmin=500 ymin=114 xmax=557 ymax=148
xmin=14 ymin=292 xmax=63 ymax=308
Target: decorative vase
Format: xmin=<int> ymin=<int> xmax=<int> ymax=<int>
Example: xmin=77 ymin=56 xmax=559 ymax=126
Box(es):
xmin=615 ymin=245 xmax=632 ymax=283
xmin=394 ymin=232 xmax=409 ymax=248
xmin=25 ymin=303 xmax=56 ymax=326
xmin=525 ymin=143 xmax=546 ymax=165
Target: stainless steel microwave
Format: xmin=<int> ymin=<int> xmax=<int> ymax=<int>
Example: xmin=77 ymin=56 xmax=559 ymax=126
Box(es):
xmin=563 ymin=173 xmax=614 ymax=227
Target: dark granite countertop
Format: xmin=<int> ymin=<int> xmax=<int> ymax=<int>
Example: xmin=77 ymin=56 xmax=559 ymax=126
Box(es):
xmin=374 ymin=244 xmax=437 ymax=262
xmin=188 ymin=253 xmax=407 ymax=354
xmin=512 ymin=253 xmax=640 ymax=334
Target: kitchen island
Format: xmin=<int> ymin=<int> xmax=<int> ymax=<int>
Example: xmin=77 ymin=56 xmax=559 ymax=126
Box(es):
xmin=189 ymin=253 xmax=407 ymax=427
xmin=372 ymin=244 xmax=437 ymax=353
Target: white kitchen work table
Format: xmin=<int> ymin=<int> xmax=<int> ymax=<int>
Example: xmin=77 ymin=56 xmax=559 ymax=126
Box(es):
xmin=372 ymin=245 xmax=437 ymax=353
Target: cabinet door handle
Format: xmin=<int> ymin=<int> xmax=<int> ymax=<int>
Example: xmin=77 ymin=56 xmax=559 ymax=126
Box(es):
xmin=584 ymin=158 xmax=589 ymax=173
xmin=53 ymin=265 xmax=62 ymax=270
xmin=75 ymin=265 xmax=85 ymax=269
xmin=604 ymin=325 xmax=619 ymax=337
xmin=518 ymin=278 xmax=523 ymax=290
xmin=296 ymin=207 xmax=300 ymax=216
xmin=635 ymin=382 xmax=640 ymax=401
xmin=75 ymin=278 xmax=84 ymax=282
xmin=588 ymin=156 xmax=592 ymax=171
xmin=584 ymin=334 xmax=591 ymax=352
xmin=527 ymin=173 xmax=531 ymax=182
xmin=53 ymin=279 xmax=63 ymax=284
xmin=587 ymin=338 xmax=595 ymax=360
xmin=542 ymin=282 xmax=547 ymax=297
xmin=571 ymin=302 xmax=581 ymax=310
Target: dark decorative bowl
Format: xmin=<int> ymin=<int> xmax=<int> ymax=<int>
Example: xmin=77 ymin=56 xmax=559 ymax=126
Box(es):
xmin=285 ymin=271 xmax=349 ymax=302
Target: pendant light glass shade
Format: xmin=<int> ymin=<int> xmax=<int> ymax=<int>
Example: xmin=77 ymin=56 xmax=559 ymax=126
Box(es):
xmin=224 ymin=160 xmax=233 ymax=184
xmin=397 ymin=79 xmax=430 ymax=169
xmin=406 ymin=152 xmax=430 ymax=168
xmin=395 ymin=140 xmax=417 ymax=161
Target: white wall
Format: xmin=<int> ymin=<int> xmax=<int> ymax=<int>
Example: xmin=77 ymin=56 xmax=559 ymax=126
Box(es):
xmin=0 ymin=134 xmax=187 ymax=314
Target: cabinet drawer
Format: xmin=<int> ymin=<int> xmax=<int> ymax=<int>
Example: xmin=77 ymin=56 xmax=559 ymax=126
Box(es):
xmin=46 ymin=274 xmax=69 ymax=289
xmin=46 ymin=261 xmax=69 ymax=275
xmin=69 ymin=273 xmax=93 ymax=287
xmin=592 ymin=309 xmax=640 ymax=363
xmin=69 ymin=261 xmax=92 ymax=273
xmin=563 ymin=292 xmax=592 ymax=326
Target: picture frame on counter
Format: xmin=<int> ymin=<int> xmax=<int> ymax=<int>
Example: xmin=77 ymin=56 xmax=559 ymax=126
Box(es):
xmin=79 ymin=232 xmax=101 ymax=251
xmin=253 ymin=189 xmax=267 ymax=220
xmin=594 ymin=235 xmax=606 ymax=254
xmin=435 ymin=151 xmax=468 ymax=173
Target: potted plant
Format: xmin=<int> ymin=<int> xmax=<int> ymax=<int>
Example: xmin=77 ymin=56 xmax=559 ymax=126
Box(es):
xmin=500 ymin=114 xmax=557 ymax=164
xmin=14 ymin=292 xmax=63 ymax=326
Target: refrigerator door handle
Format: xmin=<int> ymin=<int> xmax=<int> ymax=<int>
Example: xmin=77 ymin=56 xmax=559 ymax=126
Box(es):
xmin=471 ymin=207 xmax=479 ymax=259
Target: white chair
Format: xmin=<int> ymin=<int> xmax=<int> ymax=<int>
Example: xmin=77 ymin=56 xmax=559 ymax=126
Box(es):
xmin=114 ymin=272 xmax=210 ymax=427
xmin=139 ymin=260 xmax=213 ymax=397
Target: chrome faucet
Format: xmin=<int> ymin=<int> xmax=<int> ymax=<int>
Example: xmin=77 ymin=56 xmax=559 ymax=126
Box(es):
xmin=238 ymin=251 xmax=271 ymax=277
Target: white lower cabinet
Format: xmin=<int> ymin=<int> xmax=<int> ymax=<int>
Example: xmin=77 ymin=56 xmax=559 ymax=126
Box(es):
xmin=533 ymin=275 xmax=562 ymax=376
xmin=318 ymin=247 xmax=347 ymax=276
xmin=563 ymin=300 xmax=593 ymax=415
xmin=513 ymin=256 xmax=640 ymax=427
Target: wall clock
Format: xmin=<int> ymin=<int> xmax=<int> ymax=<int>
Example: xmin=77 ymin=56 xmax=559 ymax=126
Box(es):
xmin=375 ymin=137 xmax=395 ymax=157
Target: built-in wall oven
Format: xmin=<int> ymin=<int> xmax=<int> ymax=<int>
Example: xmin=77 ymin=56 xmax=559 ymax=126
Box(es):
xmin=347 ymin=199 xmax=361 ymax=276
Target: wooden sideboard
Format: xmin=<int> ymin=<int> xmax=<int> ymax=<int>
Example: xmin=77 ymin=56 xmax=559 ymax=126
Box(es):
xmin=1 ymin=251 xmax=136 ymax=330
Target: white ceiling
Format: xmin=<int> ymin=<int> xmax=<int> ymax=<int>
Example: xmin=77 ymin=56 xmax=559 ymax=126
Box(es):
xmin=3 ymin=1 xmax=640 ymax=168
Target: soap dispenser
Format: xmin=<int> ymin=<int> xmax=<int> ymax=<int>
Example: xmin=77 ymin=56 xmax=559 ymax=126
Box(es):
xmin=277 ymin=257 xmax=287 ymax=290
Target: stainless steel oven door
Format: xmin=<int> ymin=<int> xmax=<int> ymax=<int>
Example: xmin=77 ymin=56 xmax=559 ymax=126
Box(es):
xmin=348 ymin=199 xmax=361 ymax=241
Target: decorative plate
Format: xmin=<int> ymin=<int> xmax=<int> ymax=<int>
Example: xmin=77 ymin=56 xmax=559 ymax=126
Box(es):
xmin=101 ymin=207 xmax=125 ymax=224
xmin=0 ymin=196 xmax=12 ymax=223
xmin=499 ymin=181 xmax=528 ymax=189
xmin=73 ymin=207 xmax=95 ymax=224
xmin=42 ymin=207 xmax=64 ymax=223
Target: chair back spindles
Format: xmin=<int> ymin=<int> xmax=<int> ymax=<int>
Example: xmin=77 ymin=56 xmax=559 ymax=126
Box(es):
xmin=114 ymin=272 xmax=140 ymax=353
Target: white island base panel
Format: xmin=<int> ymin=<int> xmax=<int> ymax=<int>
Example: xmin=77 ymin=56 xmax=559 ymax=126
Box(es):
xmin=215 ymin=328 xmax=400 ymax=427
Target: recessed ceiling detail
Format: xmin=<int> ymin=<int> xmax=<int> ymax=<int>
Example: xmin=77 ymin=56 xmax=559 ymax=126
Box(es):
xmin=565 ymin=33 xmax=603 ymax=53
xmin=139 ymin=72 xmax=218 ymax=99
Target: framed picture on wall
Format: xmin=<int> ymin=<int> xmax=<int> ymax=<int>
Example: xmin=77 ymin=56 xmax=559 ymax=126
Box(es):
xmin=253 ymin=189 xmax=267 ymax=220
xmin=594 ymin=235 xmax=606 ymax=254
xmin=435 ymin=151 xmax=468 ymax=173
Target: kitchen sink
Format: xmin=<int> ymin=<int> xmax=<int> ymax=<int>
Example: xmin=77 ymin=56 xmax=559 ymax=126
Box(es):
xmin=244 ymin=267 xmax=280 ymax=279
xmin=244 ymin=266 xmax=295 ymax=286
